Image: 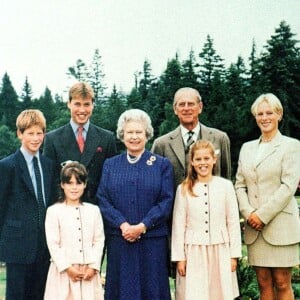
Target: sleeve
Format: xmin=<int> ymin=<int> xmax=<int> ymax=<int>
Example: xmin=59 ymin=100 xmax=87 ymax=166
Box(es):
xmin=256 ymin=140 xmax=300 ymax=224
xmin=220 ymin=133 xmax=231 ymax=179
xmin=88 ymin=207 xmax=105 ymax=271
xmin=141 ymin=158 xmax=174 ymax=229
xmin=235 ymin=144 xmax=256 ymax=219
xmin=225 ymin=181 xmax=242 ymax=258
xmin=45 ymin=206 xmax=71 ymax=272
xmin=43 ymin=133 xmax=56 ymax=160
xmin=151 ymin=139 xmax=164 ymax=156
xmin=96 ymin=161 xmax=127 ymax=229
xmin=106 ymin=132 xmax=118 ymax=159
xmin=0 ymin=160 xmax=11 ymax=231
xmin=171 ymin=185 xmax=187 ymax=261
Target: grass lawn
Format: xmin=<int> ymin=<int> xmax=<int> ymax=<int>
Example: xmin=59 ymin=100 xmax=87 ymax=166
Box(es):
xmin=0 ymin=266 xmax=5 ymax=300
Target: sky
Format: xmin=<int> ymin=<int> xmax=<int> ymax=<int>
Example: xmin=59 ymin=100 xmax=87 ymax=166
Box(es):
xmin=1 ymin=0 xmax=299 ymax=99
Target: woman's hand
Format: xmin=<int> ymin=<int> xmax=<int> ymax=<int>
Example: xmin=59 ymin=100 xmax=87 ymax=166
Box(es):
xmin=247 ymin=212 xmax=265 ymax=231
xmin=66 ymin=266 xmax=84 ymax=282
xmin=177 ymin=261 xmax=186 ymax=277
xmin=83 ymin=267 xmax=97 ymax=281
xmin=121 ymin=222 xmax=146 ymax=242
xmin=231 ymin=258 xmax=238 ymax=272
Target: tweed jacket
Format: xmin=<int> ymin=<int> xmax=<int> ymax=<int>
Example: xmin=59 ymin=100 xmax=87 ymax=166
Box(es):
xmin=172 ymin=177 xmax=241 ymax=261
xmin=97 ymin=150 xmax=174 ymax=237
xmin=45 ymin=202 xmax=104 ymax=272
xmin=43 ymin=123 xmax=117 ymax=204
xmin=235 ymin=131 xmax=300 ymax=246
xmin=0 ymin=149 xmax=55 ymax=264
xmin=151 ymin=124 xmax=231 ymax=189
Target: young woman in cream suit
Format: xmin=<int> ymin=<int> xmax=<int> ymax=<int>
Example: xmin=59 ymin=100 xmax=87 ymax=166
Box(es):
xmin=235 ymin=93 xmax=300 ymax=300
xmin=44 ymin=161 xmax=104 ymax=300
xmin=172 ymin=140 xmax=241 ymax=300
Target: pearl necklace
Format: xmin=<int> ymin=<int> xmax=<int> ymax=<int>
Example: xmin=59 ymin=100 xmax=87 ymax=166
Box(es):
xmin=127 ymin=152 xmax=142 ymax=164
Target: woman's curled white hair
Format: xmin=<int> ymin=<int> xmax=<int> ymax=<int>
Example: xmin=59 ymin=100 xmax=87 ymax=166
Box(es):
xmin=117 ymin=109 xmax=154 ymax=141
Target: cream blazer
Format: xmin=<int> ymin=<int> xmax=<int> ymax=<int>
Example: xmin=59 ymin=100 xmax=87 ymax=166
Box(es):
xmin=172 ymin=176 xmax=241 ymax=261
xmin=235 ymin=131 xmax=300 ymax=246
xmin=45 ymin=202 xmax=104 ymax=272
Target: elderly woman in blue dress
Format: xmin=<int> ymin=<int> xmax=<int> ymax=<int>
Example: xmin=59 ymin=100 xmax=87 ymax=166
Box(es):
xmin=97 ymin=109 xmax=174 ymax=300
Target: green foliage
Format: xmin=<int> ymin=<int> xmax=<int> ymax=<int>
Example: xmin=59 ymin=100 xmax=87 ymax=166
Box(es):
xmin=237 ymin=257 xmax=259 ymax=299
xmin=0 ymin=125 xmax=20 ymax=159
xmin=0 ymin=73 xmax=20 ymax=131
xmin=0 ymin=20 xmax=299 ymax=169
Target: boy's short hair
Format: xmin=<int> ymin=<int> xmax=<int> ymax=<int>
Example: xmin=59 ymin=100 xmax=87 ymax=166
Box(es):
xmin=16 ymin=109 xmax=46 ymax=133
xmin=68 ymin=82 xmax=94 ymax=102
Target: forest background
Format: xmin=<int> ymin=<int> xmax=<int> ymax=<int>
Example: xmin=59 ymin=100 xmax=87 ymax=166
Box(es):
xmin=0 ymin=21 xmax=299 ymax=176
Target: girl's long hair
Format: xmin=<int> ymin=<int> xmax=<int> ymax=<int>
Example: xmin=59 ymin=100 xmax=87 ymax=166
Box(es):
xmin=181 ymin=140 xmax=216 ymax=197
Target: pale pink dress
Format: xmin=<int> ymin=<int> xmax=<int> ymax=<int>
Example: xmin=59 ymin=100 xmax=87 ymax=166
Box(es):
xmin=44 ymin=202 xmax=104 ymax=300
xmin=172 ymin=177 xmax=241 ymax=300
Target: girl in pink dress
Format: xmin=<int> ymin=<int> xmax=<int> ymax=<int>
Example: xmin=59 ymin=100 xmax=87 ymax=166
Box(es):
xmin=172 ymin=140 xmax=241 ymax=300
xmin=44 ymin=161 xmax=104 ymax=300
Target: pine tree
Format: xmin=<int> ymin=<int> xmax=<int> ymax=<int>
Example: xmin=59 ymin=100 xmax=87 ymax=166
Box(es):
xmin=88 ymin=49 xmax=106 ymax=104
xmin=259 ymin=21 xmax=300 ymax=138
xmin=67 ymin=59 xmax=88 ymax=81
xmin=20 ymin=76 xmax=33 ymax=109
xmin=181 ymin=49 xmax=199 ymax=89
xmin=37 ymin=87 xmax=56 ymax=128
xmin=198 ymin=35 xmax=225 ymax=102
xmin=0 ymin=73 xmax=20 ymax=130
xmin=0 ymin=125 xmax=20 ymax=158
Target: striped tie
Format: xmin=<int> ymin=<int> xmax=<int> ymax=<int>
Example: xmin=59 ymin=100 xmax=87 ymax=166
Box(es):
xmin=186 ymin=131 xmax=194 ymax=153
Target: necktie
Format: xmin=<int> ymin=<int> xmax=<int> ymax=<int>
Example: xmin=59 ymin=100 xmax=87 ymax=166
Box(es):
xmin=33 ymin=156 xmax=45 ymax=228
xmin=77 ymin=126 xmax=85 ymax=153
xmin=186 ymin=131 xmax=194 ymax=153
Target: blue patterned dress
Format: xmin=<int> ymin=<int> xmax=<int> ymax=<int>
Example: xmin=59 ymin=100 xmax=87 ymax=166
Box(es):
xmin=97 ymin=150 xmax=174 ymax=300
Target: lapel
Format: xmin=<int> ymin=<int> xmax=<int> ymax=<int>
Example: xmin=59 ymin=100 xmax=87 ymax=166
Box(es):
xmin=60 ymin=124 xmax=82 ymax=160
xmin=255 ymin=131 xmax=282 ymax=168
xmin=15 ymin=150 xmax=36 ymax=198
xmin=40 ymin=155 xmax=51 ymax=205
xmin=200 ymin=124 xmax=215 ymax=142
xmin=169 ymin=127 xmax=186 ymax=169
xmin=80 ymin=124 xmax=100 ymax=166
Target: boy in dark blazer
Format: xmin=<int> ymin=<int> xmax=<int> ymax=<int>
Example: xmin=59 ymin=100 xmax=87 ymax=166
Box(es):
xmin=0 ymin=109 xmax=55 ymax=300
xmin=43 ymin=82 xmax=117 ymax=204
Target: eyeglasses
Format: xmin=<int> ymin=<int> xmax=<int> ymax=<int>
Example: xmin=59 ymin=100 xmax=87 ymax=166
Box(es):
xmin=176 ymin=101 xmax=199 ymax=108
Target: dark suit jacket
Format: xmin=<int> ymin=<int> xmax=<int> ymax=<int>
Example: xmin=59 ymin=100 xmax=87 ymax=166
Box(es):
xmin=0 ymin=149 xmax=55 ymax=264
xmin=151 ymin=124 xmax=231 ymax=189
xmin=43 ymin=123 xmax=117 ymax=204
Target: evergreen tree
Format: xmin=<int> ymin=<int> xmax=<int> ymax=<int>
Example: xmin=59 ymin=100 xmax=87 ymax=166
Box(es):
xmin=138 ymin=59 xmax=155 ymax=101
xmin=103 ymin=85 xmax=126 ymax=131
xmin=127 ymin=86 xmax=143 ymax=109
xmin=155 ymin=55 xmax=184 ymax=136
xmin=259 ymin=21 xmax=300 ymax=138
xmin=198 ymin=35 xmax=225 ymax=102
xmin=88 ymin=49 xmax=106 ymax=104
xmin=20 ymin=76 xmax=33 ymax=109
xmin=181 ymin=49 xmax=199 ymax=89
xmin=67 ymin=59 xmax=88 ymax=81
xmin=37 ymin=87 xmax=56 ymax=128
xmin=0 ymin=125 xmax=20 ymax=158
xmin=0 ymin=73 xmax=20 ymax=130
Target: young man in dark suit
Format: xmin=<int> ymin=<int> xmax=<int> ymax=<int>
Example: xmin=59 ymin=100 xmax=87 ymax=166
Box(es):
xmin=0 ymin=109 xmax=55 ymax=300
xmin=43 ymin=82 xmax=117 ymax=204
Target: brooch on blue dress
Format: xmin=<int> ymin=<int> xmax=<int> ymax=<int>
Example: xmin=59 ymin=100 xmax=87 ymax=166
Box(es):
xmin=146 ymin=155 xmax=156 ymax=165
